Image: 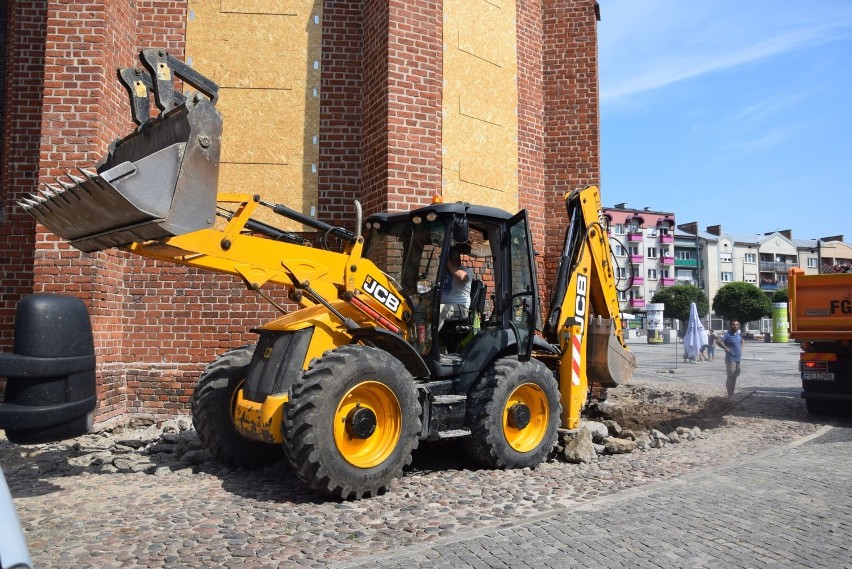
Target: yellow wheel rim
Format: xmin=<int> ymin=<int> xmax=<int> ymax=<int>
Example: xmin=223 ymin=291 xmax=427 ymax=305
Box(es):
xmin=503 ymin=382 xmax=549 ymax=453
xmin=333 ymin=381 xmax=402 ymax=468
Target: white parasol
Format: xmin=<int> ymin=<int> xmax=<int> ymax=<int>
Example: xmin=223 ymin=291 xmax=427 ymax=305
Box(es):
xmin=683 ymin=302 xmax=706 ymax=360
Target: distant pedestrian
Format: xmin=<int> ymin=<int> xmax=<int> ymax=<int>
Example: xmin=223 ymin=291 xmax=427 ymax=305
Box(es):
xmin=716 ymin=320 xmax=744 ymax=397
xmin=706 ymin=330 xmax=716 ymax=361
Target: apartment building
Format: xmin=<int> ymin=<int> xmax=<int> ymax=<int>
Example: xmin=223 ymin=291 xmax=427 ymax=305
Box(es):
xmin=607 ymin=212 xmax=852 ymax=316
xmin=603 ymin=204 xmax=676 ymax=313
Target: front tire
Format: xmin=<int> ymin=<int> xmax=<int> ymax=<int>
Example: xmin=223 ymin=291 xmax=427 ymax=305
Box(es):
xmin=464 ymin=357 xmax=561 ymax=469
xmin=191 ymin=346 xmax=285 ymax=468
xmin=283 ymin=345 xmax=421 ymax=500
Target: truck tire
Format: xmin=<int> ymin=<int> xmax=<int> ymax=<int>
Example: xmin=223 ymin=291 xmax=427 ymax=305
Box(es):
xmin=464 ymin=357 xmax=561 ymax=469
xmin=805 ymin=397 xmax=835 ymax=416
xmin=283 ymin=345 xmax=420 ymax=500
xmin=191 ymin=346 xmax=284 ymax=468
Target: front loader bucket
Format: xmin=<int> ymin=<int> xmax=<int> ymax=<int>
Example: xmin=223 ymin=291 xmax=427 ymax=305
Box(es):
xmin=587 ymin=316 xmax=636 ymax=387
xmin=19 ymin=49 xmax=222 ymax=253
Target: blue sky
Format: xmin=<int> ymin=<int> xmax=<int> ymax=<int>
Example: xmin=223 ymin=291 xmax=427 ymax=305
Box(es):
xmin=598 ymin=1 xmax=852 ymax=241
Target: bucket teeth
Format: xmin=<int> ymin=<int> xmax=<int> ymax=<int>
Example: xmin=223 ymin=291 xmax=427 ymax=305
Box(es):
xmin=40 ymin=187 xmax=57 ymax=199
xmin=54 ymin=177 xmax=74 ymax=190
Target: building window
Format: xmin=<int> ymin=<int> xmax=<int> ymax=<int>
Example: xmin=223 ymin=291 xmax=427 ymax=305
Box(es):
xmin=745 ymin=275 xmax=757 ymax=284
xmin=744 ymin=253 xmax=756 ymax=264
xmin=618 ymin=290 xmax=627 ymax=301
xmin=647 ymin=247 xmax=657 ymax=259
xmin=647 ymin=226 xmax=657 ymax=237
xmin=614 ymin=244 xmax=626 ymax=256
xmin=647 ymin=269 xmax=658 ymax=280
xmin=807 ymin=258 xmax=818 ymax=268
xmin=677 ymin=251 xmax=693 ymax=260
xmin=721 ymin=272 xmax=733 ymax=282
xmin=614 ymin=224 xmax=625 ymax=235
xmin=617 ymin=267 xmax=627 ymax=279
xmin=661 ymin=269 xmax=670 ymax=278
xmin=720 ymin=253 xmax=732 ymax=263
xmin=778 ymin=274 xmax=788 ymax=284
xmin=629 ymin=246 xmax=640 ymax=256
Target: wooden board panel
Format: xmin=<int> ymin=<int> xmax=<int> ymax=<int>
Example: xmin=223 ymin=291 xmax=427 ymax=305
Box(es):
xmin=442 ymin=0 xmax=518 ymax=212
xmin=186 ymin=0 xmax=321 ymax=226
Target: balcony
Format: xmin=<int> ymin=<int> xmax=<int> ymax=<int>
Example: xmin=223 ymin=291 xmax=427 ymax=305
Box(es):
xmin=759 ymin=261 xmax=796 ymax=272
xmin=630 ymin=277 xmax=644 ymax=285
xmin=760 ymin=281 xmax=780 ymax=291
xmin=675 ymin=258 xmax=699 ymax=268
xmin=627 ymin=232 xmax=643 ymax=243
xmin=660 ymin=277 xmax=676 ymax=287
xmin=660 ymin=256 xmax=675 ymax=266
xmin=658 ymin=234 xmax=674 ymax=244
xmin=629 ymin=298 xmax=645 ymax=308
xmin=630 ymin=254 xmax=644 ymax=264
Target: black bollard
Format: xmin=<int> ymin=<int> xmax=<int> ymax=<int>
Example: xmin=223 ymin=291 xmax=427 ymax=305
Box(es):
xmin=0 ymin=294 xmax=96 ymax=444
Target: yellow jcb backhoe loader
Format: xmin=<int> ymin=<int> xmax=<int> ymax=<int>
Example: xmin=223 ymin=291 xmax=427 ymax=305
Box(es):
xmin=19 ymin=49 xmax=635 ymax=499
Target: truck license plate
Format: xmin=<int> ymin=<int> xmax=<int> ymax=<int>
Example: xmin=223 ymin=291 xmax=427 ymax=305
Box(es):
xmin=803 ymin=372 xmax=835 ymax=381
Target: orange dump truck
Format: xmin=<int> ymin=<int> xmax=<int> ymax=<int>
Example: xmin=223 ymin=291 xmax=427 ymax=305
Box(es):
xmin=788 ymin=267 xmax=852 ymax=414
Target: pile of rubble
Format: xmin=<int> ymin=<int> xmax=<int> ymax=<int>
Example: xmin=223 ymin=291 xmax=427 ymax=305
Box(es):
xmin=555 ymin=419 xmax=707 ymax=464
xmin=1 ymin=412 xmax=712 ymax=481
xmin=0 ymin=417 xmax=213 ymax=479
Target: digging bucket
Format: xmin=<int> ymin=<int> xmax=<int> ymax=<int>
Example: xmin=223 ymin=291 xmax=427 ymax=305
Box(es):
xmin=20 ymin=51 xmax=222 ymax=252
xmin=587 ymin=316 xmax=637 ymax=386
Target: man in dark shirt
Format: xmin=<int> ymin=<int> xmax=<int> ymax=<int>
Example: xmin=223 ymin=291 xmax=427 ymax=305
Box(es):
xmin=716 ymin=320 xmax=744 ymax=397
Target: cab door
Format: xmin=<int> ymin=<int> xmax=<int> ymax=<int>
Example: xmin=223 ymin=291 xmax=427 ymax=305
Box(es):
xmin=506 ymin=210 xmax=539 ymax=361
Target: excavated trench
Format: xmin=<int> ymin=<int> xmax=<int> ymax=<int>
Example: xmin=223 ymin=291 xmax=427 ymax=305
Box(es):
xmin=591 ymin=384 xmax=737 ymax=432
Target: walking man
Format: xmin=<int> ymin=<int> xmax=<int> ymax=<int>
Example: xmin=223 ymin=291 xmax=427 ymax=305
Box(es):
xmin=716 ymin=320 xmax=744 ymax=397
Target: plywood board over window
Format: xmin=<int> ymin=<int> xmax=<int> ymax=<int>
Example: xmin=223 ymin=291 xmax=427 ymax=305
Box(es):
xmin=185 ymin=0 xmax=322 ymax=231
xmin=443 ymin=0 xmax=519 ymax=212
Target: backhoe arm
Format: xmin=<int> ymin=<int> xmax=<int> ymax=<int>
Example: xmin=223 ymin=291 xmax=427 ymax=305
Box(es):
xmin=544 ymin=186 xmax=636 ymax=428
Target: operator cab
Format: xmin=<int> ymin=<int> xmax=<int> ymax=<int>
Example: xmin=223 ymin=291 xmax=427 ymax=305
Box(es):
xmin=363 ymin=201 xmax=538 ymax=377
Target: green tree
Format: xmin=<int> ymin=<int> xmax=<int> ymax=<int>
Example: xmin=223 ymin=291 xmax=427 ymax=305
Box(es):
xmin=712 ymin=282 xmax=773 ymax=325
xmin=772 ymin=288 xmax=788 ymax=303
xmin=650 ymin=284 xmax=709 ymax=324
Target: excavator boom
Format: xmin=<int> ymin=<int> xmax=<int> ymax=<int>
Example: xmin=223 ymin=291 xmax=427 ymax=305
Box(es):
xmin=544 ymin=186 xmax=636 ymax=428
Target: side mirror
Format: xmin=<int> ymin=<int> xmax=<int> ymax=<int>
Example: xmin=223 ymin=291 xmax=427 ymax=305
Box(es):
xmin=452 ymin=217 xmax=469 ymax=245
xmin=417 ymin=279 xmax=434 ymax=295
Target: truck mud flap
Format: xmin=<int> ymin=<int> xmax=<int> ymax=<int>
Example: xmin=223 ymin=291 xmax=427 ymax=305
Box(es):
xmin=587 ymin=316 xmax=636 ymax=386
xmin=19 ymin=49 xmax=222 ymax=252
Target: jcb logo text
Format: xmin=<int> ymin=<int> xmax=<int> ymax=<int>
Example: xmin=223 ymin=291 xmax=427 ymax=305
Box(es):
xmin=363 ymin=276 xmax=401 ymax=312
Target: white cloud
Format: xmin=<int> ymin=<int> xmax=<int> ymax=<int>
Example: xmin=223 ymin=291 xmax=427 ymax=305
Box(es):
xmin=599 ymin=1 xmax=852 ymax=104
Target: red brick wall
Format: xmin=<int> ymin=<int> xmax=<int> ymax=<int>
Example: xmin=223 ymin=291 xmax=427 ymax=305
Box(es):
xmin=360 ymin=0 xmax=442 ymax=216
xmin=318 ymin=0 xmax=363 ymax=229
xmin=540 ymin=0 xmax=600 ymax=302
xmin=384 ymin=0 xmax=442 ymax=212
xmin=516 ymin=0 xmax=547 ymax=308
xmin=0 ymin=0 xmax=44 ymax=349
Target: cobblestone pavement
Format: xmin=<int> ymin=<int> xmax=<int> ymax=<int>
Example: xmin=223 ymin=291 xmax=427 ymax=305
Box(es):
xmin=332 ymin=424 xmax=852 ymax=568
xmin=2 ymin=341 xmax=847 ymax=568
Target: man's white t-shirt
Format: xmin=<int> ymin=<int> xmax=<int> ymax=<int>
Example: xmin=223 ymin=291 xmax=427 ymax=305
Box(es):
xmin=441 ymin=267 xmax=473 ymax=307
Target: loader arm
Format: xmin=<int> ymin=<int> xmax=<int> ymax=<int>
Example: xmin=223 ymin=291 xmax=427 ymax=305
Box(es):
xmin=126 ymin=193 xmax=411 ymax=335
xmin=544 ymin=186 xmax=636 ymax=428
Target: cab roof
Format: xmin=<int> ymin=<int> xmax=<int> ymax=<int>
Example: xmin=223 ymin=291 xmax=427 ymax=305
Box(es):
xmin=365 ymin=201 xmax=516 ymax=225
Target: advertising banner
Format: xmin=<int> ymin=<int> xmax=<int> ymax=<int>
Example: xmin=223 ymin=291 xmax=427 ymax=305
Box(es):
xmin=772 ymin=302 xmax=789 ymax=343
xmin=646 ymin=302 xmax=664 ymax=344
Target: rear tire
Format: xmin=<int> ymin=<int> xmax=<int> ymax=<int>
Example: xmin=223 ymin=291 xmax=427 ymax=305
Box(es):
xmin=805 ymin=397 xmax=835 ymax=416
xmin=283 ymin=345 xmax=420 ymax=500
xmin=464 ymin=357 xmax=561 ymax=469
xmin=192 ymin=345 xmax=284 ymax=468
